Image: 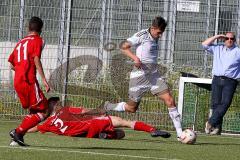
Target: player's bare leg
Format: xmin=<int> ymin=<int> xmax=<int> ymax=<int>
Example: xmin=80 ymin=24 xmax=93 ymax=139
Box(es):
xmin=157 ymin=91 xmax=182 ymax=139
xmin=110 ymin=116 xmax=170 ymax=138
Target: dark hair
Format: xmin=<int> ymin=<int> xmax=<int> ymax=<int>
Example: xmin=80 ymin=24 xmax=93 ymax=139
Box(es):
xmin=152 ymin=16 xmax=167 ymax=31
xmin=28 ymin=16 xmax=43 ymax=33
xmin=48 ymin=97 xmax=60 ymax=114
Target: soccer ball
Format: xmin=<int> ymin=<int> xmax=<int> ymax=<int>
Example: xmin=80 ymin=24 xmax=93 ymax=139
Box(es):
xmin=180 ymin=129 xmax=197 ymax=144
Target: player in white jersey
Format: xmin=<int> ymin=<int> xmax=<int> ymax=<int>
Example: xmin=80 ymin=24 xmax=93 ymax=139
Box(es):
xmin=104 ymin=16 xmax=183 ymax=140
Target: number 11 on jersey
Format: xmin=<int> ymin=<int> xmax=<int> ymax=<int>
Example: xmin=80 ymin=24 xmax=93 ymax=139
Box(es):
xmin=16 ymin=41 xmax=28 ymax=62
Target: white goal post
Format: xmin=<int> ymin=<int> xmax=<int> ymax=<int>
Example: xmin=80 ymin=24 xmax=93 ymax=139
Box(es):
xmin=177 ymin=77 xmax=212 ymax=131
xmin=177 ymin=76 xmax=240 ymax=134
xmin=178 ymin=77 xmax=212 ymax=117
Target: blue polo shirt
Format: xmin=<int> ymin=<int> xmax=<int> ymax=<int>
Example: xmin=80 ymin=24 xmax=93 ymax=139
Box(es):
xmin=202 ymin=44 xmax=240 ymax=79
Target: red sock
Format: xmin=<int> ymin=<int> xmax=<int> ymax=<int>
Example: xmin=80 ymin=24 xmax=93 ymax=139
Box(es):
xmin=133 ymin=121 xmax=155 ymax=133
xmin=16 ymin=113 xmax=44 ymax=135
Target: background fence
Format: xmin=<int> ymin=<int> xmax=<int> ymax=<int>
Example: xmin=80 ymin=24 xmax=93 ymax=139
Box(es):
xmin=0 ymin=0 xmax=240 ymax=132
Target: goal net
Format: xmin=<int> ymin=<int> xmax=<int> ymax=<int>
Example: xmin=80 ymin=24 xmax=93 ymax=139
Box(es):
xmin=178 ymin=77 xmax=240 ymax=134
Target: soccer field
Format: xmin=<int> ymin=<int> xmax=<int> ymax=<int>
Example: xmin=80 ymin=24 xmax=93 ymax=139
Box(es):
xmin=0 ymin=121 xmax=239 ymax=160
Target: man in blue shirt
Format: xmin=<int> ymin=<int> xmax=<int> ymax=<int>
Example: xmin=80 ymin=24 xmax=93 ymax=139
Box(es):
xmin=202 ymin=32 xmax=240 ymax=135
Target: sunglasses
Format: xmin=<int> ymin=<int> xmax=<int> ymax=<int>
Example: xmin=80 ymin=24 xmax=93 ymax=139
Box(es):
xmin=225 ymin=37 xmax=235 ymax=41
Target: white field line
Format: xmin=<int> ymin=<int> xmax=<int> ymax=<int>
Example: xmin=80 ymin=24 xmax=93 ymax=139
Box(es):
xmin=0 ymin=145 xmax=181 ymax=160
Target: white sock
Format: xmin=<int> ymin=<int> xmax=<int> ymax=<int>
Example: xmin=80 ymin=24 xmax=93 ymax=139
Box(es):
xmin=168 ymin=107 xmax=182 ymax=137
xmin=209 ymin=109 xmax=213 ymax=118
xmin=105 ymin=102 xmax=126 ymax=112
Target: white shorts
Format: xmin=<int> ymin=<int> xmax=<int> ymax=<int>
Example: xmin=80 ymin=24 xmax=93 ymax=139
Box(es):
xmin=128 ymin=64 xmax=169 ymax=102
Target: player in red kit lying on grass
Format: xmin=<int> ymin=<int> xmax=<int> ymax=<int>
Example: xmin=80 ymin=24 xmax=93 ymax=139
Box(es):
xmin=26 ymin=97 xmax=171 ymax=142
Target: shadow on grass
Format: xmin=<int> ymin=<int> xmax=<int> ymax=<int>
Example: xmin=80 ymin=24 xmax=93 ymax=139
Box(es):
xmin=194 ymin=142 xmax=240 ymax=146
xmin=120 ymin=137 xmax=240 ymax=146
xmin=31 ymin=145 xmax=163 ymax=152
xmin=116 ymin=136 xmax=182 ymax=145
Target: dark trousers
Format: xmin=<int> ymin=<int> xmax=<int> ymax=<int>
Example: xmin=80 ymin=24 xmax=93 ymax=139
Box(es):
xmin=209 ymin=76 xmax=238 ymax=128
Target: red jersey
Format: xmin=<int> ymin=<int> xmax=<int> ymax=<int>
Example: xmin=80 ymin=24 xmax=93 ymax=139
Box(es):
xmin=37 ymin=107 xmax=114 ymax=138
xmin=8 ymin=34 xmax=44 ymax=84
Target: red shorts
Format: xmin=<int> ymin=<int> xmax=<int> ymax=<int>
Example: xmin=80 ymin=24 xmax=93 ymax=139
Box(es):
xmin=86 ymin=116 xmax=114 ymax=138
xmin=14 ymin=80 xmax=47 ymax=113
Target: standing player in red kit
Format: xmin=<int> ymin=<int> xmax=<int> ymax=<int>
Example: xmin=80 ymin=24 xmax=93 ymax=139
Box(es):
xmin=8 ymin=17 xmax=50 ymax=146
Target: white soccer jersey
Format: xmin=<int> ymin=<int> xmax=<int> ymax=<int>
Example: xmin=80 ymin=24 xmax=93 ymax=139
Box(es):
xmin=127 ymin=29 xmax=159 ymax=64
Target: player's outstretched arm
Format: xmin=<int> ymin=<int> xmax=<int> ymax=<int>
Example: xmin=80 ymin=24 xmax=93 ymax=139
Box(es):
xmin=119 ymin=40 xmax=141 ymax=68
xmin=68 ymin=108 xmax=106 ymax=121
xmin=34 ymin=56 xmax=50 ymax=92
xmin=202 ymin=34 xmax=226 ymax=46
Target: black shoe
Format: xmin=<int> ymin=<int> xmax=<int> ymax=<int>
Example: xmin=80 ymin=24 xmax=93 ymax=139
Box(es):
xmin=9 ymin=129 xmax=27 ymax=146
xmin=151 ymin=130 xmax=171 ymax=138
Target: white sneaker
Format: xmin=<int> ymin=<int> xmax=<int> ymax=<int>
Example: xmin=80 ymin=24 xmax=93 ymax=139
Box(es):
xmin=210 ymin=128 xmax=221 ymax=135
xmin=103 ymin=101 xmax=110 ymax=110
xmin=205 ymin=121 xmax=212 ymax=134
